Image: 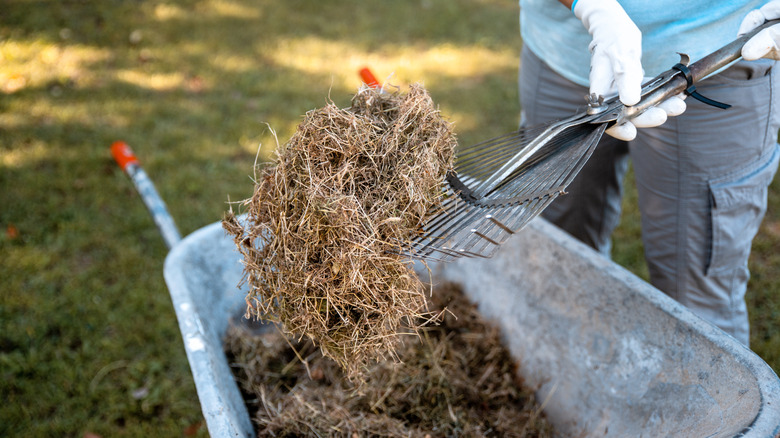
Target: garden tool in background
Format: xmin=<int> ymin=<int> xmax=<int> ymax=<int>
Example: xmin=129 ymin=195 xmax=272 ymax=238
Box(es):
xmin=400 ymin=19 xmax=780 ymax=263
xmin=359 ymin=67 xmax=381 ymax=89
xmin=111 ymin=141 xmax=181 ymax=249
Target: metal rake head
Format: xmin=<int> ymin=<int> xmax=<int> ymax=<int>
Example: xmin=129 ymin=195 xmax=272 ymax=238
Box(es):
xmin=402 ymin=118 xmax=607 ymax=262
xmin=398 ymin=19 xmax=780 ymax=263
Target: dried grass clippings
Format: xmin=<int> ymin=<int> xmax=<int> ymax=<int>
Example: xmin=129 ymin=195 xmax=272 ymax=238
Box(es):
xmin=224 ymin=282 xmax=554 ymax=438
xmin=223 ymin=84 xmax=457 ymax=379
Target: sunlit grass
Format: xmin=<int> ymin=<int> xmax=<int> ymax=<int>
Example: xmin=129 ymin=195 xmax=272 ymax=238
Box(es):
xmin=0 ymin=40 xmax=112 ymax=91
xmin=0 ymin=139 xmax=50 ymax=168
xmin=262 ymin=36 xmax=519 ymax=136
xmin=267 ymin=37 xmax=517 ymax=80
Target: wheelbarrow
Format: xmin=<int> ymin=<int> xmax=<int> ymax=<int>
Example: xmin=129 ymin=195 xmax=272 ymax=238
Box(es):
xmin=111 ymin=140 xmax=780 ymax=436
xmin=163 ymin=218 xmax=780 ymax=437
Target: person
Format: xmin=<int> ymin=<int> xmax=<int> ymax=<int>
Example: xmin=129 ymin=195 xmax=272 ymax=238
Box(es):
xmin=518 ymin=0 xmax=780 ymax=345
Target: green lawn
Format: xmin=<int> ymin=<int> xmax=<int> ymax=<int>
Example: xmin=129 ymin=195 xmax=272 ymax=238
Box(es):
xmin=2 ymin=1 xmax=779 ymax=436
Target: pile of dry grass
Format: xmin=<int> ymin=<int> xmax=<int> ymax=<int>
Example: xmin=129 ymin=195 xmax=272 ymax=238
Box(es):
xmin=225 ymin=282 xmax=553 ymax=437
xmin=223 ymin=84 xmax=457 ymax=379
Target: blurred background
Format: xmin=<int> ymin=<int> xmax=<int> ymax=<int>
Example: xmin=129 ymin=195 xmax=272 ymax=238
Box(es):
xmin=2 ymin=1 xmax=779 ymax=436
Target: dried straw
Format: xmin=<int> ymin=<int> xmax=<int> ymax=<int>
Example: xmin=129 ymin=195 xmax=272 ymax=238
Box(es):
xmin=224 ymin=282 xmax=553 ymax=437
xmin=223 ymin=84 xmax=457 ymax=379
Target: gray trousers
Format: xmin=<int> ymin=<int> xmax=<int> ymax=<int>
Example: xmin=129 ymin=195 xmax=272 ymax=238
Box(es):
xmin=520 ymin=47 xmax=780 ymax=345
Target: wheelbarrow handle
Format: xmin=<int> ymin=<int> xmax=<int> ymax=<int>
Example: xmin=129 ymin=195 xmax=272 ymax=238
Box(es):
xmin=111 ymin=140 xmax=140 ymax=171
xmin=111 ymin=141 xmax=182 ymax=249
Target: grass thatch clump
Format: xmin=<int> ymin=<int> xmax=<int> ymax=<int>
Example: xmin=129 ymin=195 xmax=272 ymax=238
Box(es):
xmin=223 ymin=84 xmax=457 ymax=378
xmin=225 ymin=282 xmax=554 ymax=437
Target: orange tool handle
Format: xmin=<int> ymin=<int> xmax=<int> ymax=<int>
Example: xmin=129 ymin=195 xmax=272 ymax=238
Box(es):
xmin=111 ymin=141 xmax=139 ymax=171
xmin=359 ymin=67 xmax=381 ymax=88
xmin=109 ymin=140 xmax=182 ymax=248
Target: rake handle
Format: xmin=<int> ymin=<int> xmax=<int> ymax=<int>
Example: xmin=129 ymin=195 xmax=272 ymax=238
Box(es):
xmin=688 ymin=19 xmax=780 ymax=82
xmin=624 ymin=18 xmax=780 ymax=120
xmin=359 ymin=67 xmax=381 ymax=88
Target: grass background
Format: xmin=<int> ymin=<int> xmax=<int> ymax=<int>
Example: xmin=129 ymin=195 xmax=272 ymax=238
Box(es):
xmin=1 ymin=1 xmax=779 ymax=436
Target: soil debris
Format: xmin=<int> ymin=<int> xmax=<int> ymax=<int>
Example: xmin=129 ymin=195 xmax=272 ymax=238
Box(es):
xmin=225 ymin=282 xmax=554 ymax=437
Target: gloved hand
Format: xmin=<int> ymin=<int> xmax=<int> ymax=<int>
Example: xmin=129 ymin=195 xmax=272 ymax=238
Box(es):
xmin=573 ymin=0 xmax=685 ymax=141
xmin=605 ymin=93 xmax=687 ymax=141
xmin=573 ymin=0 xmax=643 ymax=106
xmin=738 ymin=1 xmax=780 ymax=60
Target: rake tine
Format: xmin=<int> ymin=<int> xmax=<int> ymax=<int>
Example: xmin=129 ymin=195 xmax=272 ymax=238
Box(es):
xmin=405 ymin=114 xmax=606 ymax=261
xmin=471 ymin=229 xmax=500 ymax=246
xmin=500 ymin=157 xmax=566 ymax=199
xmin=487 ymin=214 xmax=514 ymax=235
xmin=408 ymin=197 xmax=548 ymax=260
xmin=456 ymin=125 xmax=554 ymax=178
xmin=456 ymin=123 xmax=551 ymax=165
xmin=399 ymin=246 xmax=454 ymax=263
xmin=398 ymin=246 xmax=456 ymax=262
xmin=472 ymin=122 xmax=576 ymax=196
xmin=414 ymin=204 xmax=498 ymax=253
xmin=457 ymin=134 xmax=522 ymax=168
xmin=441 ymin=205 xmax=519 ymax=256
xmin=459 ymin=135 xmax=543 ymax=177
xmin=448 ymin=248 xmax=492 ymax=258
xmin=481 ymin=123 xmax=598 ymax=197
xmin=410 ymin=206 xmax=484 ymax=254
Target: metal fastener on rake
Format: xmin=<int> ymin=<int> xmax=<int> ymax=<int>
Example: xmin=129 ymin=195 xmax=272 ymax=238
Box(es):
xmin=401 ymin=18 xmax=779 ymax=263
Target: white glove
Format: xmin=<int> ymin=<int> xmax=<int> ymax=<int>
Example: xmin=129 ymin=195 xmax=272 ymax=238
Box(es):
xmin=573 ymin=0 xmax=643 ymax=106
xmin=574 ymin=0 xmax=685 ymax=141
xmin=605 ymin=94 xmax=687 ymax=141
xmin=738 ymin=1 xmax=780 ymax=61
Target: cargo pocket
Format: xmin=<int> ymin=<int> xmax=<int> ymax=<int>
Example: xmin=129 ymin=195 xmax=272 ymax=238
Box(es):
xmin=706 ymin=145 xmax=780 ymax=276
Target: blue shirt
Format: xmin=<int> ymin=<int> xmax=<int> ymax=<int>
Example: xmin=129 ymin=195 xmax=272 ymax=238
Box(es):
xmin=520 ymin=0 xmax=766 ymax=86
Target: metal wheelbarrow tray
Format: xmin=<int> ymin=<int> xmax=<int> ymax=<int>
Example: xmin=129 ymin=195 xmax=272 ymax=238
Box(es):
xmin=163 ymin=218 xmax=780 ymax=437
